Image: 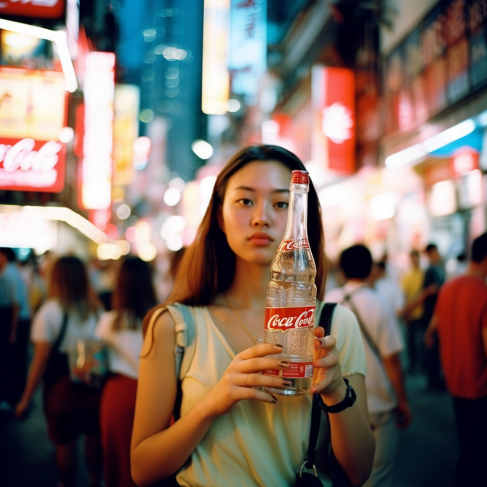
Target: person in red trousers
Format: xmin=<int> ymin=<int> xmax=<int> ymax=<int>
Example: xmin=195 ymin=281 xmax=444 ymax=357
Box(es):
xmin=96 ymin=256 xmax=157 ymax=487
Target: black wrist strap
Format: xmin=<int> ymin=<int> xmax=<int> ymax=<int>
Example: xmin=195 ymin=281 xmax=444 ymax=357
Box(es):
xmin=304 ymin=303 xmax=337 ymax=469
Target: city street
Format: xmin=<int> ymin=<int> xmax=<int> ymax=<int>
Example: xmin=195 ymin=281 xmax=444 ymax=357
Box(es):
xmin=0 ymin=371 xmax=458 ymax=487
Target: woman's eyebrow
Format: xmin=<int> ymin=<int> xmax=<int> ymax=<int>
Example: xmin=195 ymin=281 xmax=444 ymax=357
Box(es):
xmin=233 ymin=186 xmax=289 ymax=194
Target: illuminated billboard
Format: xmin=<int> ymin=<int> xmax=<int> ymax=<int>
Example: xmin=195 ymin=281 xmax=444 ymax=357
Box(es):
xmin=312 ymin=66 xmax=356 ymax=175
xmin=0 ymin=68 xmax=67 ymax=192
xmin=202 ymin=0 xmax=230 ymax=114
xmin=0 ymin=0 xmax=65 ymax=18
xmin=79 ymin=52 xmax=115 ymax=210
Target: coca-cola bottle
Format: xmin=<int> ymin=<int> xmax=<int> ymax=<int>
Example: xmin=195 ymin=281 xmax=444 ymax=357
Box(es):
xmin=263 ymin=170 xmax=317 ymax=396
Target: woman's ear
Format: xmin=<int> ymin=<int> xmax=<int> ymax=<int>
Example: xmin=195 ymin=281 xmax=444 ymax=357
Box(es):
xmin=217 ymin=205 xmax=225 ymax=233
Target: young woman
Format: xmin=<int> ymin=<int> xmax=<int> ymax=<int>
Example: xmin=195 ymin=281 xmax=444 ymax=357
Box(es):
xmin=131 ymin=145 xmax=375 ymax=487
xmin=15 ymin=255 xmax=103 ymax=487
xmin=95 ymin=256 xmax=157 ymax=487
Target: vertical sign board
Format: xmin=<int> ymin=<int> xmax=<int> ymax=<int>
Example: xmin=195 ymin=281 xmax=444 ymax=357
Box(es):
xmin=113 ymin=84 xmax=140 ymax=187
xmin=79 ymin=52 xmax=115 ymax=210
xmin=228 ymin=0 xmax=267 ymax=105
xmin=0 ymin=68 xmax=67 ymax=192
xmin=312 ymin=66 xmax=355 ymax=175
xmin=202 ymin=0 xmax=230 ymax=114
xmin=0 ymin=0 xmax=65 ymax=18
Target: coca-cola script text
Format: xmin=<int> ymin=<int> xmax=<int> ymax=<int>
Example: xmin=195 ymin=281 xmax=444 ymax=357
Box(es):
xmin=265 ymin=306 xmax=315 ymax=331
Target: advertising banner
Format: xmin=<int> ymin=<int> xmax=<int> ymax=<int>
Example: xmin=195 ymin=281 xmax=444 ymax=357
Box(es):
xmin=0 ymin=0 xmax=65 ymax=18
xmin=312 ymin=66 xmax=355 ymax=175
xmin=0 ymin=68 xmax=67 ymax=192
xmin=229 ymin=0 xmax=267 ymax=105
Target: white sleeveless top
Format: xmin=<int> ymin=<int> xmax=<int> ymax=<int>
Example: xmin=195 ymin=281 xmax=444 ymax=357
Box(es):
xmin=176 ymin=304 xmax=366 ymax=487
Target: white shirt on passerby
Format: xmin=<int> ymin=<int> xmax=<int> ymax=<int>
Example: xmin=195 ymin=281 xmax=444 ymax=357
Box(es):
xmin=95 ymin=310 xmax=143 ymax=379
xmin=326 ymin=281 xmax=404 ymax=414
xmin=31 ymin=300 xmax=100 ymax=374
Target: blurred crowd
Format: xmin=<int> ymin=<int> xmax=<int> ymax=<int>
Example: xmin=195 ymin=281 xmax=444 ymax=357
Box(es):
xmin=0 ymin=233 xmax=486 ymax=487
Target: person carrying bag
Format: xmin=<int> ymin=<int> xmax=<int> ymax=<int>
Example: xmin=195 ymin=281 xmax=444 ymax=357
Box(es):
xmin=15 ymin=256 xmax=104 ymax=487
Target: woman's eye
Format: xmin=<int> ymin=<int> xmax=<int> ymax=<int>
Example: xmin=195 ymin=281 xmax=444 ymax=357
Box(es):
xmin=237 ymin=198 xmax=253 ymax=206
xmin=275 ymin=201 xmax=289 ymax=209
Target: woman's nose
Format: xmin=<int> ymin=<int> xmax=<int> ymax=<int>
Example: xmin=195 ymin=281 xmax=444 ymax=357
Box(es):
xmin=252 ymin=204 xmax=270 ymax=227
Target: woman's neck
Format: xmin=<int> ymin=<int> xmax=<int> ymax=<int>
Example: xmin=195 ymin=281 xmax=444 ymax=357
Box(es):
xmin=225 ymin=258 xmax=269 ymax=311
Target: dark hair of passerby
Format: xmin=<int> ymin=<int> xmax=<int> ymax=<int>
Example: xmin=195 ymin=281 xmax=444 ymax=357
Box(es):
xmin=111 ymin=256 xmax=157 ymax=331
xmin=339 ymin=244 xmax=373 ymax=280
xmin=471 ymin=232 xmax=487 ymax=262
xmin=160 ymin=144 xmax=326 ymax=311
xmin=425 ymin=243 xmax=438 ymax=253
xmin=0 ymin=247 xmax=16 ymax=262
xmin=48 ymin=255 xmax=100 ymax=321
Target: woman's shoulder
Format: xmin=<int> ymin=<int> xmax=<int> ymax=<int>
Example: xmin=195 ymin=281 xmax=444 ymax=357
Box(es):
xmin=140 ymin=305 xmax=177 ymax=356
xmin=36 ymin=299 xmax=61 ymax=320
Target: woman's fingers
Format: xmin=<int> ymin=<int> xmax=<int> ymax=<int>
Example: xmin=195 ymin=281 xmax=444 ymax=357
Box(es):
xmin=238 ymin=343 xmax=283 ymax=361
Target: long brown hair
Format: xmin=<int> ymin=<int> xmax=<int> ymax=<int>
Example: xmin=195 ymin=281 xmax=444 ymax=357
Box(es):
xmin=143 ymin=145 xmax=326 ymax=335
xmin=48 ymin=255 xmax=100 ymax=320
xmin=111 ymin=256 xmax=157 ymax=331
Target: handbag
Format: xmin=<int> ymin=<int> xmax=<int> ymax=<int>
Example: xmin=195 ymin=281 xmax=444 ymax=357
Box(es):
xmin=297 ymin=303 xmax=354 ymax=487
xmin=43 ymin=312 xmax=70 ymax=387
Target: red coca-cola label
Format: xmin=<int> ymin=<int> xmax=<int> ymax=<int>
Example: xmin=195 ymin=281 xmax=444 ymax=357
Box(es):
xmin=264 ymin=362 xmax=313 ymax=378
xmin=277 ymin=239 xmax=310 ymax=252
xmin=0 ymin=137 xmax=66 ymax=192
xmin=265 ymin=306 xmax=315 ymax=331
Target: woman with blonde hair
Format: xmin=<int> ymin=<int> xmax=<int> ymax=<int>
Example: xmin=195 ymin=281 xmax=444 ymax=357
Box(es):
xmin=131 ymin=145 xmax=375 ymax=487
xmin=16 ymin=255 xmax=103 ymax=487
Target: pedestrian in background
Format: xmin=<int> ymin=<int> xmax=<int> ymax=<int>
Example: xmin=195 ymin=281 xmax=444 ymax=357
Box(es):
xmin=0 ymin=247 xmax=31 ymax=408
xmin=326 ymin=244 xmax=412 ymax=487
xmin=95 ymin=256 xmax=157 ymax=487
xmin=400 ymin=250 xmax=425 ymax=374
xmin=131 ymin=145 xmax=375 ymax=487
xmin=421 ymin=243 xmax=446 ymax=390
xmin=15 ymin=255 xmax=103 ymax=487
xmin=424 ymin=232 xmax=487 ymax=487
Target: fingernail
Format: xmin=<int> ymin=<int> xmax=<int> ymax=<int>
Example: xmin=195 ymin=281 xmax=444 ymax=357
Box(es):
xmin=279 ymin=361 xmax=290 ymax=368
xmin=274 ymin=344 xmax=283 ymax=349
xmin=282 ymin=380 xmax=292 ymax=387
xmin=270 ymin=393 xmax=278 ymax=403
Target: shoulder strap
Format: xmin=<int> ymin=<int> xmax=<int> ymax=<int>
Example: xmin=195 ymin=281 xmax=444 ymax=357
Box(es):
xmin=165 ymin=303 xmax=197 ymax=381
xmin=342 ymin=290 xmax=381 ymax=361
xmin=304 ymin=302 xmax=337 ymax=470
xmin=52 ymin=312 xmax=69 ymax=352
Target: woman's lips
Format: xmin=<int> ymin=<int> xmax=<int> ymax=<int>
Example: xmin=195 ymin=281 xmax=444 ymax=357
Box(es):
xmin=248 ymin=232 xmax=273 ymax=246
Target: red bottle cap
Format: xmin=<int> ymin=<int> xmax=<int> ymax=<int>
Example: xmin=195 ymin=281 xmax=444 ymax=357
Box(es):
xmin=291 ymin=170 xmax=309 ymax=184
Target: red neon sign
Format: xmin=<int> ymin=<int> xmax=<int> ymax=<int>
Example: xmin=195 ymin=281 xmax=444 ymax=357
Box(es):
xmin=0 ymin=0 xmax=65 ymax=18
xmin=0 ymin=137 xmax=66 ymax=192
xmin=312 ymin=67 xmax=355 ymax=174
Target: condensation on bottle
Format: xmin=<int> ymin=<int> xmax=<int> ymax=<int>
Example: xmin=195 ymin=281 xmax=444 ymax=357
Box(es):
xmin=263 ymin=170 xmax=317 ymax=396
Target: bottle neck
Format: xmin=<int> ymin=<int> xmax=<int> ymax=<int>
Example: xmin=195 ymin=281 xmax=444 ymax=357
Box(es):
xmin=283 ymin=183 xmax=309 ymax=241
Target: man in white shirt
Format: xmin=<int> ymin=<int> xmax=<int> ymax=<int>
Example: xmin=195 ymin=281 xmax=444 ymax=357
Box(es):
xmin=326 ymin=244 xmax=412 ymax=487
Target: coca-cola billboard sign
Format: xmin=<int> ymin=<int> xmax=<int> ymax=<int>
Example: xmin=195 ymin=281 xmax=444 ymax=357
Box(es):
xmin=277 ymin=239 xmax=310 ymax=252
xmin=0 ymin=137 xmax=66 ymax=192
xmin=0 ymin=0 xmax=65 ymax=18
xmin=265 ymin=306 xmax=315 ymax=332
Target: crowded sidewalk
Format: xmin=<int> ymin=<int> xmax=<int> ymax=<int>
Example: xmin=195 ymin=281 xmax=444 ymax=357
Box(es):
xmin=0 ymin=370 xmax=458 ymax=487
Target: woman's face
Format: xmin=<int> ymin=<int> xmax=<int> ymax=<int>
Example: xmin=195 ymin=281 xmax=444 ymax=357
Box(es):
xmin=220 ymin=160 xmax=292 ymax=266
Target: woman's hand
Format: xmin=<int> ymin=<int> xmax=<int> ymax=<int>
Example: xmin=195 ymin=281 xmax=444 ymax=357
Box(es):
xmin=310 ymin=327 xmax=345 ymax=402
xmin=202 ymin=343 xmax=290 ymax=417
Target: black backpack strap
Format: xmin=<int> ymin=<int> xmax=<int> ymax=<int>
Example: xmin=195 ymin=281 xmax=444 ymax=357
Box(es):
xmin=304 ymin=303 xmax=337 ymax=470
xmin=52 ymin=312 xmax=69 ymax=352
